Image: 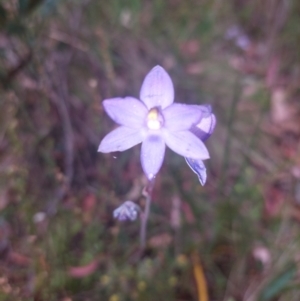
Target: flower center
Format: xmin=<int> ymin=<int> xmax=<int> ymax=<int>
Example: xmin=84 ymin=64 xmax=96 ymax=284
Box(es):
xmin=147 ymin=108 xmax=163 ymax=130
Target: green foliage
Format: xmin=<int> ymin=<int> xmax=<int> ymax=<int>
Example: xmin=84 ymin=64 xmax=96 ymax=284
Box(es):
xmin=0 ymin=4 xmax=7 ymax=28
xmin=260 ymin=264 xmax=297 ymax=301
xmin=18 ymin=0 xmax=42 ymax=14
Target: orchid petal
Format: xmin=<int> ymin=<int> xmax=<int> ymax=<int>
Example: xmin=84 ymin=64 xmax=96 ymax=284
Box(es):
xmin=140 ymin=65 xmax=174 ymax=109
xmin=103 ymin=97 xmax=147 ymax=128
xmin=191 ymin=113 xmax=216 ymax=141
xmin=98 ymin=126 xmax=145 ymax=153
xmin=141 ymin=135 xmax=166 ymax=180
xmin=196 ymin=104 xmax=212 ymax=117
xmin=162 ymin=129 xmax=209 ymax=159
xmin=163 ymin=103 xmax=203 ymax=131
xmin=185 ymin=158 xmax=207 ymax=185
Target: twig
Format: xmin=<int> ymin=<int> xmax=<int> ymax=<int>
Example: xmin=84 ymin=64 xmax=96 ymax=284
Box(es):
xmin=1 ymin=50 xmax=32 ymax=87
xmin=43 ymin=52 xmax=75 ymax=215
xmin=46 ymin=85 xmax=74 ymax=215
xmin=42 ymin=0 xmax=90 ymax=215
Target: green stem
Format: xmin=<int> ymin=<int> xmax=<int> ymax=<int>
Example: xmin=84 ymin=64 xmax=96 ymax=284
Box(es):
xmin=140 ymin=179 xmax=155 ymax=249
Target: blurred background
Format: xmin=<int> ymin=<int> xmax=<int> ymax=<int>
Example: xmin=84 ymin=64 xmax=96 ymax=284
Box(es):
xmin=1 ymin=0 xmax=300 ymax=300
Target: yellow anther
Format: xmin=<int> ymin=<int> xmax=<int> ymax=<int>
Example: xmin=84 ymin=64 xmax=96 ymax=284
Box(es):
xmin=148 ymin=108 xmax=159 ymax=120
xmin=147 ymin=108 xmax=162 ymax=130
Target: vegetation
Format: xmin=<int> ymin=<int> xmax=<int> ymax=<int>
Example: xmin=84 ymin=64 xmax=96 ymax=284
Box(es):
xmin=1 ymin=0 xmax=300 ymax=300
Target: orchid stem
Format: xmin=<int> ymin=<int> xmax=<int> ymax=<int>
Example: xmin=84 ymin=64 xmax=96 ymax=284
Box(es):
xmin=140 ymin=179 xmax=155 ymax=250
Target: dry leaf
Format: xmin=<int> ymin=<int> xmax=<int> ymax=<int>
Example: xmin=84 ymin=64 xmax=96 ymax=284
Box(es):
xmin=180 ymin=39 xmax=200 ymax=57
xmin=192 ymin=253 xmax=208 ymax=301
xmin=271 ymin=88 xmax=291 ymax=124
xmin=82 ymin=193 xmax=96 ymax=213
xmin=182 ymin=201 xmax=196 ymax=224
xmin=8 ymin=251 xmax=31 ymax=266
xmin=266 ymin=56 xmax=280 ymax=88
xmin=264 ymin=185 xmax=285 ymax=217
xmin=67 ymin=258 xmax=99 ymax=278
xmin=148 ymin=233 xmax=172 ymax=248
xmin=186 ymin=62 xmax=204 ymax=75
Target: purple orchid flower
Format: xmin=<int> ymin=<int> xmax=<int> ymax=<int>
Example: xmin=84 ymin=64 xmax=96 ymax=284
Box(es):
xmin=98 ymin=65 xmax=214 ymax=180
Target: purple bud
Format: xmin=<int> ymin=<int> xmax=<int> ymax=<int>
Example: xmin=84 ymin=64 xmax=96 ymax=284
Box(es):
xmin=113 ymin=201 xmax=140 ymax=221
